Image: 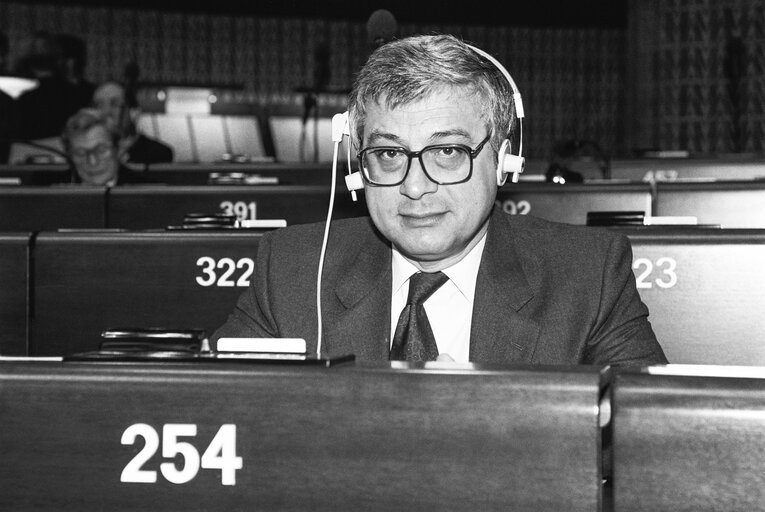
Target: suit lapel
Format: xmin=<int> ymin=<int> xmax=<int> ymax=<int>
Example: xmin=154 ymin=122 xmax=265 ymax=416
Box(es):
xmin=469 ymin=212 xmax=541 ymax=364
xmin=323 ymin=229 xmax=392 ymax=360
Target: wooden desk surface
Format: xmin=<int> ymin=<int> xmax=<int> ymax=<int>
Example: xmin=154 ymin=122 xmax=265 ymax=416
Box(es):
xmin=612 ymin=366 xmax=765 ymax=511
xmin=0 ymin=360 xmax=608 ymax=512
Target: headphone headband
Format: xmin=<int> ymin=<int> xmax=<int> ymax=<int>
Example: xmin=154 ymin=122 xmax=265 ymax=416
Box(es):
xmin=465 ymin=43 xmax=525 ymax=185
xmin=465 ymin=44 xmax=525 ymax=120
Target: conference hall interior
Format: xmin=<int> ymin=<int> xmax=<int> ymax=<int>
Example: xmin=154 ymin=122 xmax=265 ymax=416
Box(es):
xmin=1 ymin=1 xmax=764 ymax=510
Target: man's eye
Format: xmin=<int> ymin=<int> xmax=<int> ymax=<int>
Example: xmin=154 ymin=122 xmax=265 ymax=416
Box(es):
xmin=380 ymin=150 xmax=403 ymax=160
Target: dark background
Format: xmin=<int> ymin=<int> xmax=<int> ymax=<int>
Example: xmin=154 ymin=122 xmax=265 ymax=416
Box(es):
xmin=24 ymin=0 xmax=629 ymax=27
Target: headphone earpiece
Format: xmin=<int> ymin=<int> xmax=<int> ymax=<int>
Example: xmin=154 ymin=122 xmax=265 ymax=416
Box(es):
xmin=496 ymin=139 xmax=525 ymax=186
xmin=330 ymin=111 xmax=364 ymax=200
xmin=345 ymin=171 xmax=364 ymax=192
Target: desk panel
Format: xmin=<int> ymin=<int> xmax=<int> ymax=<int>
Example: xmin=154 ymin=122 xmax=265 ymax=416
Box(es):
xmin=612 ymin=367 xmax=765 ymax=511
xmin=618 ymin=227 xmax=765 ymax=365
xmin=268 ymin=115 xmax=351 ymax=163
xmin=136 ymin=162 xmax=336 ymax=185
xmin=31 ymin=231 xmax=262 ymax=356
xmin=654 ymin=181 xmax=765 ymax=228
xmin=0 ymin=361 xmax=607 ymax=512
xmin=0 ymin=186 xmax=106 ymax=231
xmin=107 ymin=185 xmax=369 ymax=229
xmin=0 ymin=233 xmax=30 ymax=355
xmin=0 ymin=164 xmax=70 ymax=185
xmin=0 ymin=163 xmax=342 ymax=186
xmin=495 ymin=183 xmax=652 ymax=225
xmin=609 ymin=157 xmax=765 ymax=182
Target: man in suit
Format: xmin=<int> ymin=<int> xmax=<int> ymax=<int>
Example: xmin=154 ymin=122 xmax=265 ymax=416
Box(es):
xmin=91 ymin=80 xmax=174 ymax=165
xmin=213 ymin=34 xmax=667 ymax=366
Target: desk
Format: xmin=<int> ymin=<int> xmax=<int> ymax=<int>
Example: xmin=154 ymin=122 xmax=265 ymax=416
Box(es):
xmin=107 ymin=185 xmax=369 ymax=229
xmin=654 ymin=181 xmax=765 ymax=228
xmin=0 ymin=233 xmax=30 ymax=355
xmin=618 ymin=227 xmax=765 ymax=365
xmin=495 ymin=182 xmax=652 ymax=225
xmin=0 ymin=360 xmax=608 ymax=512
xmin=0 ymin=185 xmax=106 ymax=231
xmin=30 ymin=230 xmax=262 ymax=356
xmin=135 ymin=162 xmax=340 ymax=185
xmin=612 ymin=366 xmax=765 ymax=511
xmin=608 ymin=157 xmax=765 ymax=182
xmin=0 ymin=163 xmax=70 ymax=185
xmin=0 ymin=162 xmax=346 ymax=186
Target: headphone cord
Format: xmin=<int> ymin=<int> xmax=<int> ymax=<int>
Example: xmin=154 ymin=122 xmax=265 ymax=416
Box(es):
xmin=315 ymin=139 xmax=342 ymax=359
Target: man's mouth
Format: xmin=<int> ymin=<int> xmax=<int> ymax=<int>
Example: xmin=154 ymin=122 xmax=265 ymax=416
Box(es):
xmin=399 ymin=211 xmax=446 ymax=226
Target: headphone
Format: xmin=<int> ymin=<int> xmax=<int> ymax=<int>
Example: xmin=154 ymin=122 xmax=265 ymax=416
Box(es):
xmin=339 ymin=42 xmax=525 ymax=196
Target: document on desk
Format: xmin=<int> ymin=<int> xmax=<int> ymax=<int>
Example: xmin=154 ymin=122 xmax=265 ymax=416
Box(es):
xmin=216 ymin=337 xmax=306 ymax=354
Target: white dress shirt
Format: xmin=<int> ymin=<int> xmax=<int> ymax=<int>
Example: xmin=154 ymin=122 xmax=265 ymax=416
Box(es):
xmin=390 ymin=234 xmax=487 ymax=363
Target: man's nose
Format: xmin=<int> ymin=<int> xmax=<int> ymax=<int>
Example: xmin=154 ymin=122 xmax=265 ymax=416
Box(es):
xmin=399 ymin=158 xmax=437 ymax=199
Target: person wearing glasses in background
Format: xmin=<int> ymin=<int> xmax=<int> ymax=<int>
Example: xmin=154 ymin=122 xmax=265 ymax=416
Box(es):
xmin=214 ymin=34 xmax=667 ymax=366
xmin=61 ymin=108 xmax=144 ymax=186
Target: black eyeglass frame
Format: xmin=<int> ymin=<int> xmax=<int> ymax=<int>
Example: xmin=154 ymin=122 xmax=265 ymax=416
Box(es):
xmin=357 ymin=134 xmax=492 ymax=187
xmin=69 ymin=143 xmax=115 ymax=162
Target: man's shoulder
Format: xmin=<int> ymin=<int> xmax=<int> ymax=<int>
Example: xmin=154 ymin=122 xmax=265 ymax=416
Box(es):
xmin=500 ymin=211 xmax=624 ymax=241
xmin=129 ymin=134 xmax=174 ymax=162
xmin=493 ymin=211 xmax=629 ymax=262
xmin=258 ymin=216 xmax=384 ymax=274
xmin=265 ymin=216 xmax=378 ymax=246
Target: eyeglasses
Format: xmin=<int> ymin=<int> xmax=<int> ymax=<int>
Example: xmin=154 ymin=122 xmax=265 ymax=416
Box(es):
xmin=70 ymin=144 xmax=114 ymax=161
xmin=357 ymin=134 xmax=491 ymax=186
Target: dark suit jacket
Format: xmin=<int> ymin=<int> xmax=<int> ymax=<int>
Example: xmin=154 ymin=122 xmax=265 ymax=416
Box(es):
xmin=213 ymin=209 xmax=667 ymax=365
xmin=68 ymin=164 xmax=146 ymax=185
xmin=125 ymin=134 xmax=174 ymax=164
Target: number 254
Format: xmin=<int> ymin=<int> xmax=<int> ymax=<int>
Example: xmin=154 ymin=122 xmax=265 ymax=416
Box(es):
xmin=121 ymin=424 xmax=242 ymax=486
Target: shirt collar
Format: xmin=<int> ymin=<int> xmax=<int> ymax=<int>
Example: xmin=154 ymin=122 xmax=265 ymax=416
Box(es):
xmin=391 ymin=232 xmax=488 ymax=303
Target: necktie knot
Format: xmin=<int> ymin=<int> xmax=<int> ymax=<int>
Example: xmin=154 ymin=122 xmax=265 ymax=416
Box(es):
xmin=407 ymin=271 xmax=449 ymax=305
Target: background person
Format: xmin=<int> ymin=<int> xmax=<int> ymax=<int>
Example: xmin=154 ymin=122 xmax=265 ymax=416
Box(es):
xmin=62 ymin=108 xmax=144 ymax=186
xmin=12 ymin=31 xmax=88 ymax=140
xmin=91 ymin=80 xmax=174 ymax=165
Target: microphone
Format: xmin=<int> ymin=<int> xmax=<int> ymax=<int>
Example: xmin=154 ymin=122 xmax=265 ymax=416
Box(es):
xmin=366 ymin=9 xmax=397 ymax=50
xmin=123 ymin=61 xmax=139 ymax=108
xmin=724 ymin=8 xmax=745 ymax=153
xmin=313 ymin=41 xmax=331 ymax=93
xmin=299 ymin=41 xmax=331 ymax=161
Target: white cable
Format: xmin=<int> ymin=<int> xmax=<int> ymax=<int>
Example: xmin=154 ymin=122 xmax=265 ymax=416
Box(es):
xmin=316 ymin=140 xmax=341 ymax=359
xmin=347 ymin=137 xmax=356 ymax=201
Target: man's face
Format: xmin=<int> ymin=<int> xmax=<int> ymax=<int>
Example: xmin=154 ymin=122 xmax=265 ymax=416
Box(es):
xmin=361 ymin=88 xmax=498 ymax=271
xmin=69 ymin=125 xmax=119 ymax=186
xmin=92 ymin=83 xmax=126 ymax=132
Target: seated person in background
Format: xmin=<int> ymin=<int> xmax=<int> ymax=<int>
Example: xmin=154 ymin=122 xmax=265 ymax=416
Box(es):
xmin=62 ymin=108 xmax=144 ymax=186
xmin=91 ymin=80 xmax=173 ymax=165
xmin=213 ymin=34 xmax=667 ymax=366
xmin=12 ymin=30 xmax=87 ymax=140
xmin=54 ymin=33 xmax=95 ymax=111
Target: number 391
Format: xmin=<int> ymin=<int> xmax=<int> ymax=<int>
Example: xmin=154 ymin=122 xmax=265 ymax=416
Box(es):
xmin=121 ymin=423 xmax=242 ymax=486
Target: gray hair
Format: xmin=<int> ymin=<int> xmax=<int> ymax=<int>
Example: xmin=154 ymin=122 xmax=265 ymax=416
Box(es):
xmin=347 ymin=34 xmax=516 ymax=156
xmin=61 ymin=108 xmax=119 ymax=151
